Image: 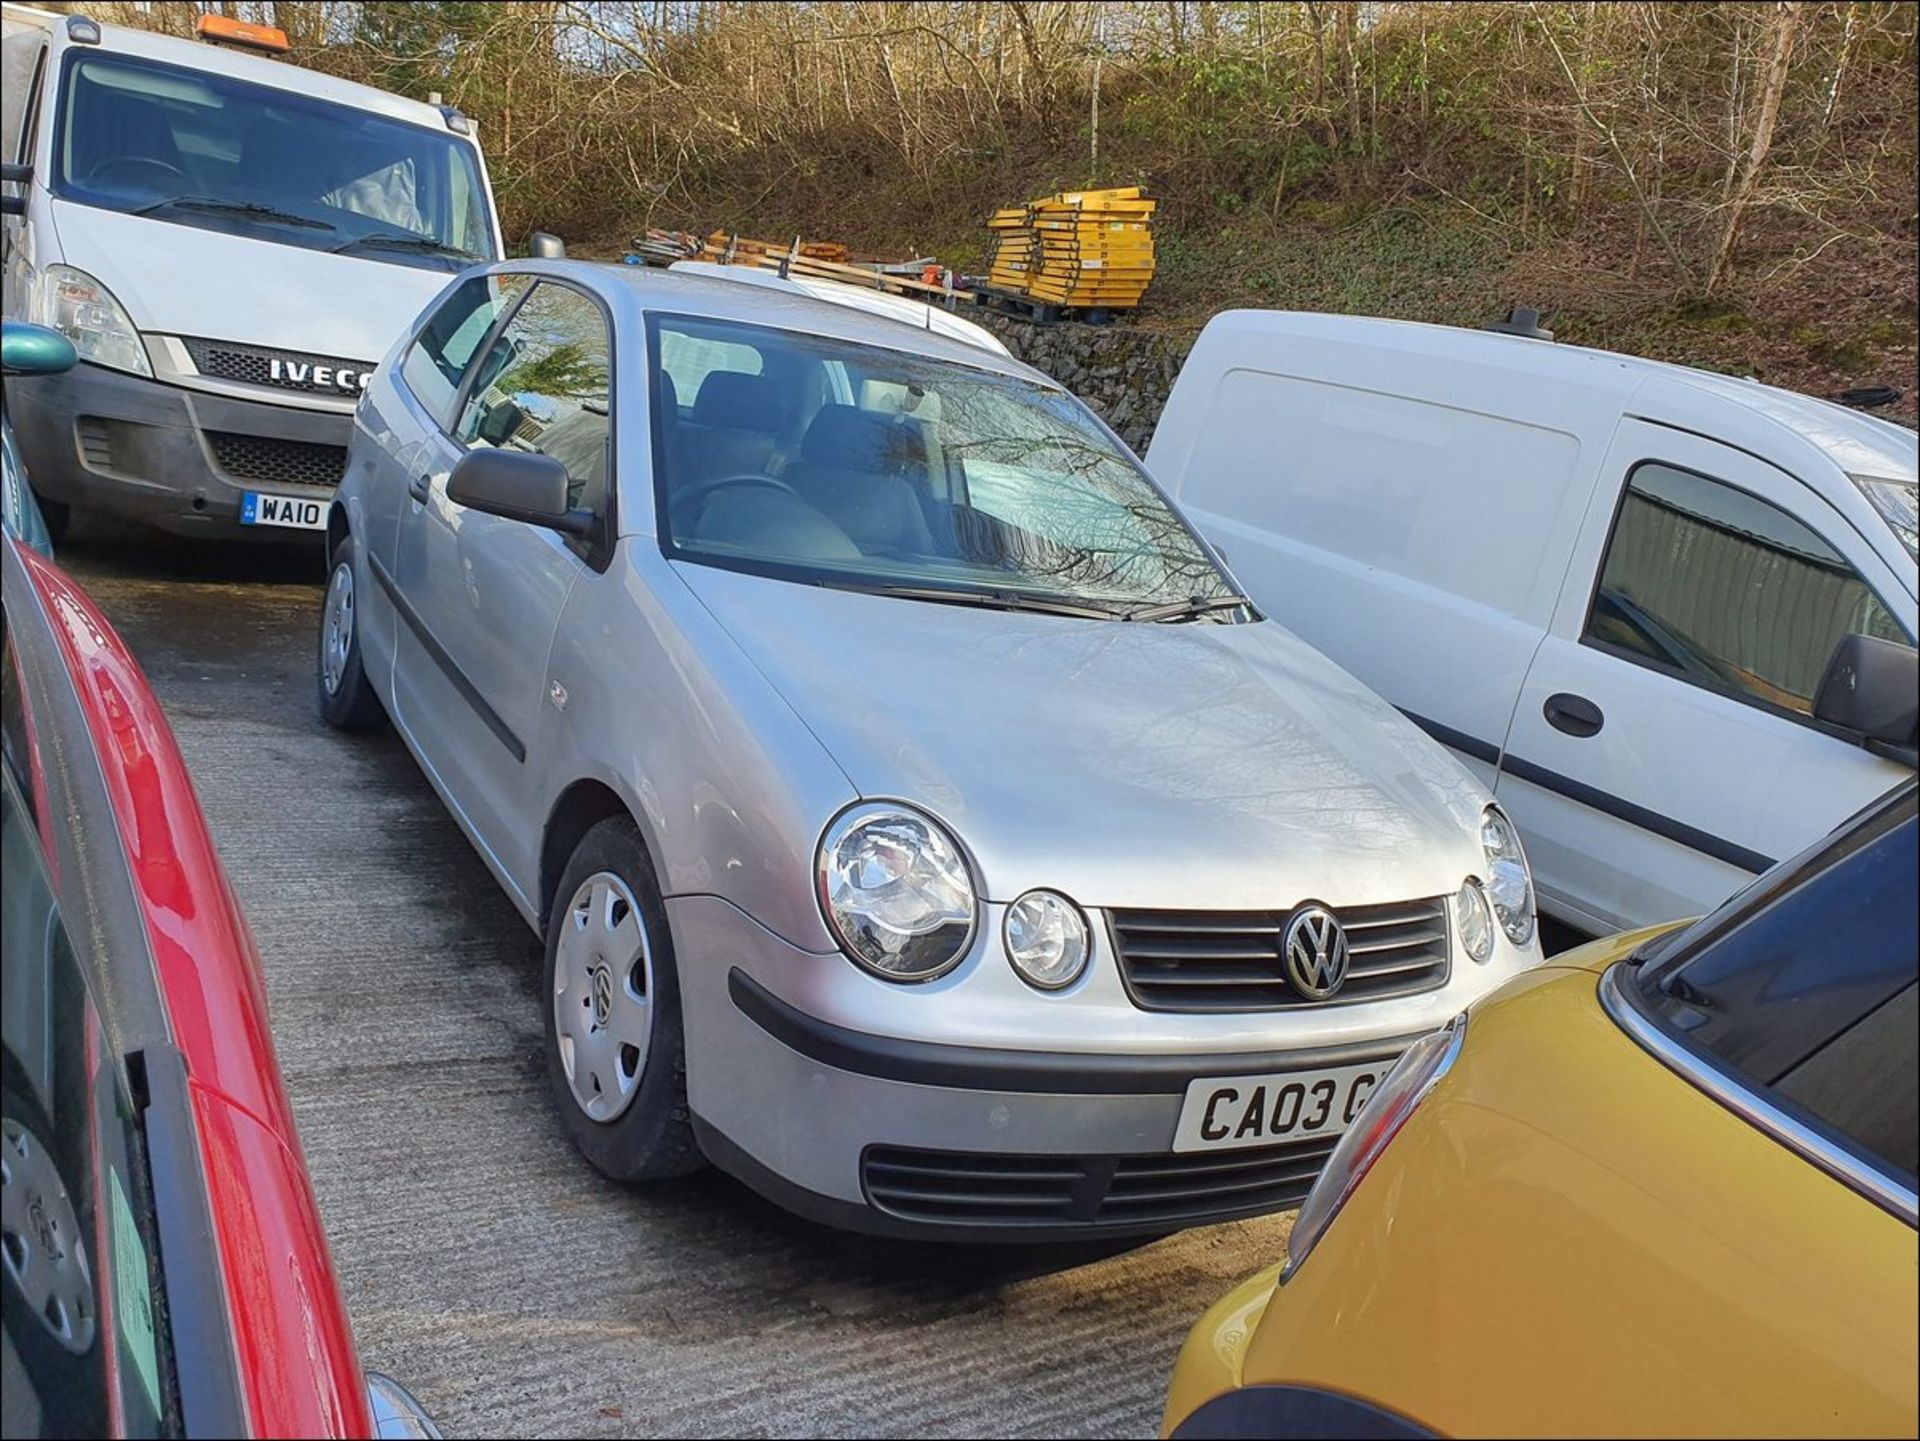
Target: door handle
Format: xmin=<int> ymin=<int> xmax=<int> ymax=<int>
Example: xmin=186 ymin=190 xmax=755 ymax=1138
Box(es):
xmin=408 ymin=473 xmax=431 ymax=504
xmin=1543 ymin=692 xmax=1604 ymax=738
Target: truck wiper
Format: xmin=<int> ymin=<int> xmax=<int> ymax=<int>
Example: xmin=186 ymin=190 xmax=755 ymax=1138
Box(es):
xmin=331 ymin=232 xmax=478 ymax=259
xmin=135 ymin=195 xmax=335 ymax=230
xmin=861 ymin=583 xmax=1123 ymax=621
xmin=1122 ymin=593 xmax=1255 ymax=623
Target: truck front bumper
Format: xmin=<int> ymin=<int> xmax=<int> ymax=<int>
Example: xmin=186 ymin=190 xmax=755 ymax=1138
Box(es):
xmin=5 ymin=361 xmax=350 ymax=539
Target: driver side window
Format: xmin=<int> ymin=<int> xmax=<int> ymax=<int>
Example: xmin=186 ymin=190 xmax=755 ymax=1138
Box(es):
xmin=1584 ymin=462 xmax=1906 ymax=719
xmin=456 ymin=282 xmax=612 ymax=514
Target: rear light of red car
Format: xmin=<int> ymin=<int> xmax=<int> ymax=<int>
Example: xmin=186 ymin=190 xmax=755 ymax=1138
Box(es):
xmin=1284 ymin=1011 xmax=1467 ymax=1277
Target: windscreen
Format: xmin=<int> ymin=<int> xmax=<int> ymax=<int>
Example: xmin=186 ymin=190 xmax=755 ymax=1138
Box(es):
xmin=53 ymin=51 xmax=494 ymax=271
xmin=651 ymin=314 xmax=1236 ymax=616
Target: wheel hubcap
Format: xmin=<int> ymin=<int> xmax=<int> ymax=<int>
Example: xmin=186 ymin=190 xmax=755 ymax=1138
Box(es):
xmin=554 ymin=872 xmax=655 ymax=1123
xmin=321 ymin=561 xmax=354 ymax=696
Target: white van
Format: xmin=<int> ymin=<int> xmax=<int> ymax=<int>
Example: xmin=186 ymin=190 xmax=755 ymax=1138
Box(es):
xmin=1148 ymin=309 xmax=1919 ymax=933
xmin=0 ymin=5 xmax=502 ymax=538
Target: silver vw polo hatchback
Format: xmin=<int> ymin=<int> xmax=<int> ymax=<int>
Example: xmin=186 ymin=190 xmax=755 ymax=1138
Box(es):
xmin=320 ymin=260 xmax=1544 ymax=1238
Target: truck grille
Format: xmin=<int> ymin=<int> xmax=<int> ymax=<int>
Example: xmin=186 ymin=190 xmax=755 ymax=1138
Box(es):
xmin=1110 ymin=898 xmax=1451 ymax=1013
xmin=206 ymin=431 xmax=347 ymax=489
xmin=862 ymin=1134 xmax=1341 ymax=1230
xmin=182 ymin=336 xmax=373 ymax=395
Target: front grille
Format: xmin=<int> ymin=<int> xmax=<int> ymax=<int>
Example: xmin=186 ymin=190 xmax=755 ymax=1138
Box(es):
xmin=1111 ymin=897 xmax=1451 ymax=1013
xmin=863 ymin=1134 xmax=1341 ymax=1230
xmin=206 ymin=431 xmax=347 ymax=489
xmin=181 ymin=336 xmax=373 ymax=393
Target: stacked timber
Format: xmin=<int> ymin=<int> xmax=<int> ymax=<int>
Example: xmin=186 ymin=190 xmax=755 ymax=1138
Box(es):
xmin=985 ymin=187 xmax=1156 ymax=309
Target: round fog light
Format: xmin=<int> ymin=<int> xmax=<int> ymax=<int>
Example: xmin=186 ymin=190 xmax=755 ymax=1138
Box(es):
xmin=1005 ymin=891 xmax=1090 ymax=990
xmin=1456 ymin=879 xmax=1495 ymax=964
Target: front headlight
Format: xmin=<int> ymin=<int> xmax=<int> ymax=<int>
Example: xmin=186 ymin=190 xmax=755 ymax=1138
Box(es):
xmin=1480 ymin=804 xmax=1535 ymax=945
xmin=1004 ymin=890 xmax=1090 ymax=990
xmin=31 ymin=265 xmax=151 ymax=376
xmin=817 ymin=803 xmax=976 ymax=981
xmin=1456 ymin=879 xmax=1495 ymax=963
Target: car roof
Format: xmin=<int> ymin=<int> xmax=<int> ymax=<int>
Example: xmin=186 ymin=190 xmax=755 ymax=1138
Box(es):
xmin=505 ymin=259 xmax=1053 ymax=386
xmin=1195 ymin=310 xmax=1919 ymax=485
xmin=22 ymin=5 xmax=459 ymax=133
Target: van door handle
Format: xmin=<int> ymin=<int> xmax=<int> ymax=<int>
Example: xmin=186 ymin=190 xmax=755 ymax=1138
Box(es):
xmin=408 ymin=474 xmax=431 ymax=504
xmin=1544 ymin=692 xmax=1604 ymax=738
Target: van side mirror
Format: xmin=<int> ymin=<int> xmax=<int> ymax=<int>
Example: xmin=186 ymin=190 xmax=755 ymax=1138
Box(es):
xmin=446 ymin=448 xmax=594 ymax=538
xmin=1813 ymin=632 xmax=1918 ymax=765
xmin=1 ymin=323 xmax=76 ymax=377
xmin=527 ymin=230 xmax=566 ymax=260
xmin=0 ymin=162 xmax=28 ymax=218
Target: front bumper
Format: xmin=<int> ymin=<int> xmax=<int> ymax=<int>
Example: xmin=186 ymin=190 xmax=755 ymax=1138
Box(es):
xmin=670 ymin=893 xmax=1529 ymax=1240
xmin=5 ymin=361 xmax=350 ymax=538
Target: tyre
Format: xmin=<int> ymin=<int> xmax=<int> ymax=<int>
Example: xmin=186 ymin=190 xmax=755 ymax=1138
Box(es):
xmin=316 ymin=530 xmax=385 ymax=729
xmin=543 ymin=816 xmax=703 ymax=1182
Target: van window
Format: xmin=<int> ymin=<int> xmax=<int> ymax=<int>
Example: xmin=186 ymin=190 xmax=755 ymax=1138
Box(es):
xmin=3 ymin=41 xmax=45 ymax=166
xmin=1586 ymin=462 xmax=1906 ymax=717
xmin=52 ymin=51 xmax=495 ymax=271
xmin=398 ymin=274 xmax=528 ymax=430
xmin=1180 ymin=371 xmax=1581 ymax=615
xmin=457 ymin=283 xmax=612 ymax=513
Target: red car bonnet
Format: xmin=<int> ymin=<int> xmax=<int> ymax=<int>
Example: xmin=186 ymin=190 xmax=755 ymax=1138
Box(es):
xmin=17 ymin=541 xmax=374 ymax=1439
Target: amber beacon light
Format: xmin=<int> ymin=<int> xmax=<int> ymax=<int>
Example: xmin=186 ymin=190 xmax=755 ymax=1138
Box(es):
xmin=194 ymin=14 xmax=290 ymax=53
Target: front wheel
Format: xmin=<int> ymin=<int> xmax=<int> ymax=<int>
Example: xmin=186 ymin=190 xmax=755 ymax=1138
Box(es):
xmin=543 ymin=817 xmax=704 ymax=1182
xmin=316 ymin=531 xmax=385 ymax=729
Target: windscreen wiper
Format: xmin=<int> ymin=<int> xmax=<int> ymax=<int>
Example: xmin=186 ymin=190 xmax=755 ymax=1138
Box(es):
xmin=135 ymin=195 xmax=335 ymax=230
xmin=1122 ymin=593 xmax=1255 ymax=623
xmin=331 ymin=232 xmax=477 ymax=259
xmin=862 ymin=584 xmax=1123 ymax=621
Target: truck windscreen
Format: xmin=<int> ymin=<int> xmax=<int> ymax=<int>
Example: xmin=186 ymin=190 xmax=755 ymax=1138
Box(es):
xmin=51 ymin=50 xmax=495 ymax=271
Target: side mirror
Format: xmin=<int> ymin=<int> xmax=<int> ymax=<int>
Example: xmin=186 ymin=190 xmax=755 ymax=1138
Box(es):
xmin=446 ymin=448 xmax=594 ymax=538
xmin=1813 ymin=632 xmax=1919 ymax=765
xmin=475 ymin=398 xmax=523 ymax=447
xmin=1 ymin=322 xmax=77 ymax=378
xmin=527 ymin=230 xmax=566 ymax=260
xmin=0 ymin=161 xmax=27 ymax=218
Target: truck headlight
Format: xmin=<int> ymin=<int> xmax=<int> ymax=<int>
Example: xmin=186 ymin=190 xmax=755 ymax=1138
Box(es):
xmin=31 ymin=265 xmax=151 ymax=376
xmin=1480 ymin=804 xmax=1535 ymax=945
xmin=817 ymin=804 xmax=976 ymax=981
xmin=1004 ymin=891 xmax=1090 ymax=990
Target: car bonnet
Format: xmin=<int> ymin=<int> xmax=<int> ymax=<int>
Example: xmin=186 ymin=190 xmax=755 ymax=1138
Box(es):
xmin=675 ymin=562 xmax=1488 ymax=911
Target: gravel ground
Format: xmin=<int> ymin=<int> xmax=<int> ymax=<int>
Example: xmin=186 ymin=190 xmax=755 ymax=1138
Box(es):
xmin=61 ymin=532 xmax=1309 ymax=1440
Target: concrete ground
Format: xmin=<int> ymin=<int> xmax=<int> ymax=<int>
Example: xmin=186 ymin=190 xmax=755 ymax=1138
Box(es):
xmin=61 ymin=534 xmax=1319 ymax=1440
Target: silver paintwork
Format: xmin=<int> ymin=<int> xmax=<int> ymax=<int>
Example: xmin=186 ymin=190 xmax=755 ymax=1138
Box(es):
xmin=553 ymin=871 xmax=655 ymax=1123
xmin=1600 ymin=962 xmax=1918 ymax=1226
xmin=335 ymin=260 xmax=1544 ymax=1217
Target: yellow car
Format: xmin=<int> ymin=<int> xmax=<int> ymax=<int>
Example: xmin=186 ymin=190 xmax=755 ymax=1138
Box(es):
xmin=1163 ymin=781 xmax=1918 ymax=1439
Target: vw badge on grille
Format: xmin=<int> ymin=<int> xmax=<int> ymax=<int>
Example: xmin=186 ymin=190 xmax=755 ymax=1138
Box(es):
xmin=1282 ymin=905 xmax=1350 ymax=999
